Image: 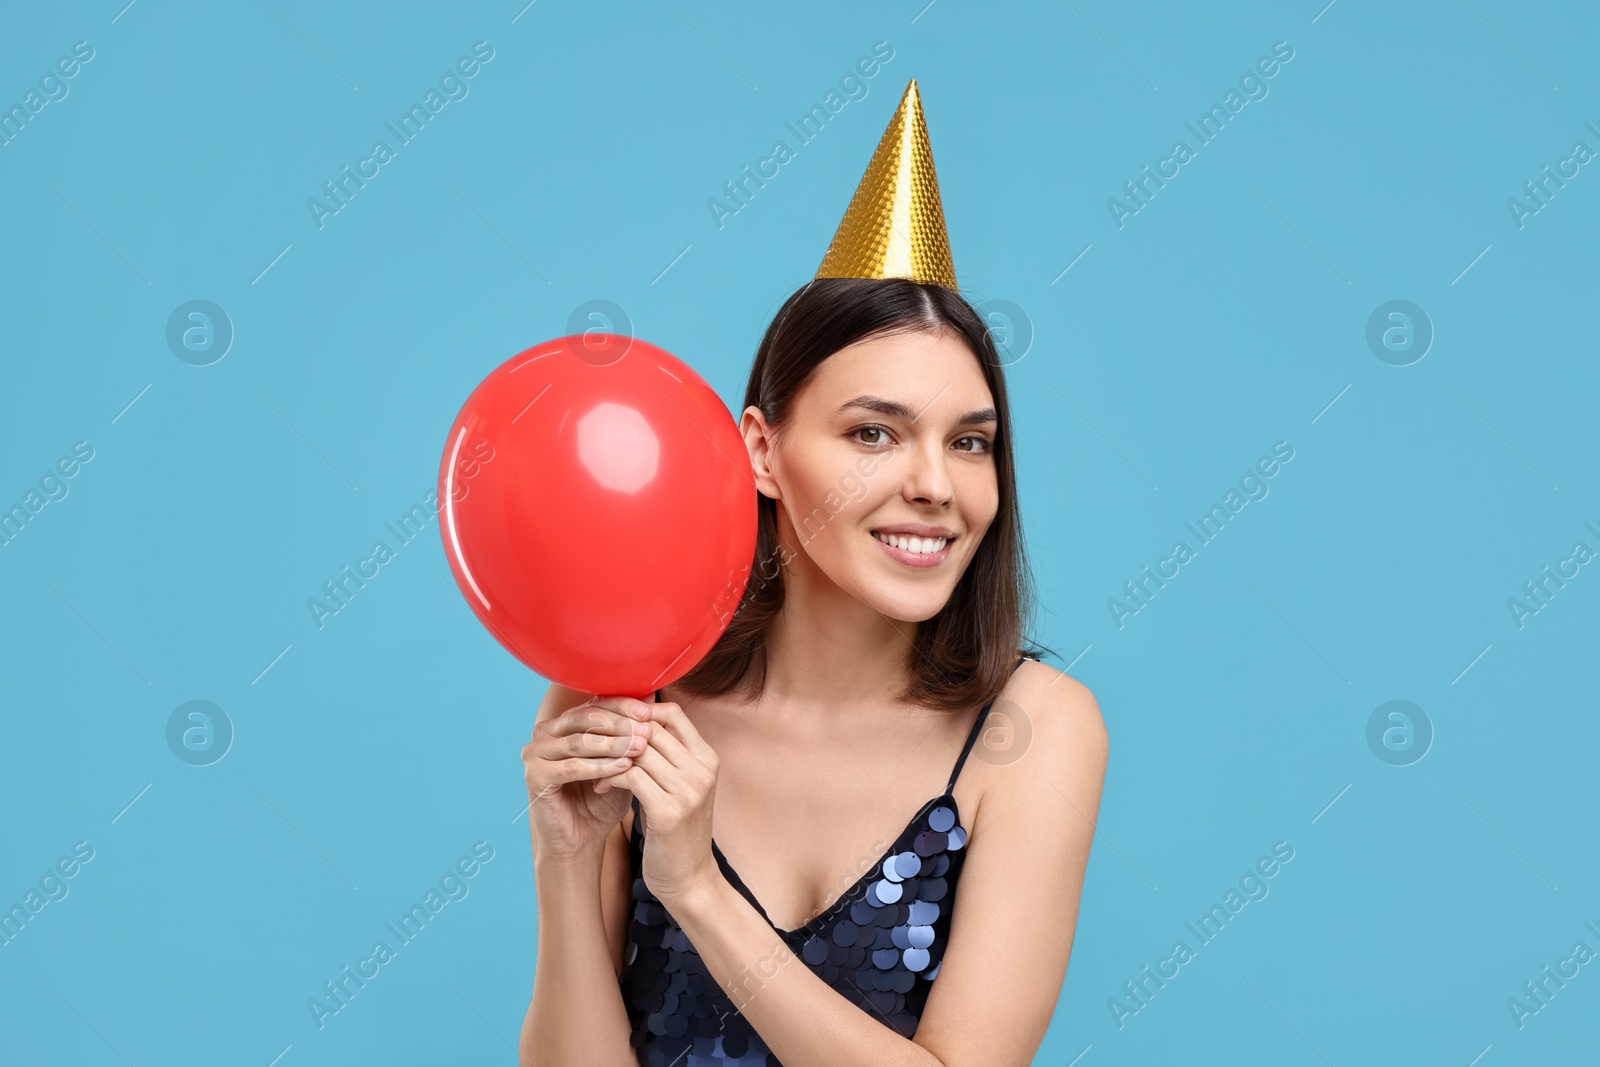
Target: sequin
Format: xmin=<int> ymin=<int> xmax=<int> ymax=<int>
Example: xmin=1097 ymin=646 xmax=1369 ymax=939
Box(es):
xmin=615 ymin=656 xmax=1032 ymax=1062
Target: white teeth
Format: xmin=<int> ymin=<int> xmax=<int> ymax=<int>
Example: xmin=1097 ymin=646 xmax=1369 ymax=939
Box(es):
xmin=873 ymin=531 xmax=949 ymax=555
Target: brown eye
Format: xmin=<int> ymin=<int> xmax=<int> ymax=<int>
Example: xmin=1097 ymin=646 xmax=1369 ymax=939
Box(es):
xmin=954 ymin=436 xmax=992 ymax=454
xmin=854 ymin=425 xmax=892 ymax=446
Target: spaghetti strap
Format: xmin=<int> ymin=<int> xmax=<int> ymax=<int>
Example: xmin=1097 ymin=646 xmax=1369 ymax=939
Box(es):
xmin=944 ymin=654 xmax=1031 ymax=794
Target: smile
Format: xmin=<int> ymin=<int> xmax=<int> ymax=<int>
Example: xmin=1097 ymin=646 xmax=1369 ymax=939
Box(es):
xmin=871 ymin=530 xmax=953 ymax=567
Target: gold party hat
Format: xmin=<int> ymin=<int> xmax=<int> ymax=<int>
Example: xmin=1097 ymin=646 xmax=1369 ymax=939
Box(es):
xmin=814 ymin=78 xmax=957 ymax=289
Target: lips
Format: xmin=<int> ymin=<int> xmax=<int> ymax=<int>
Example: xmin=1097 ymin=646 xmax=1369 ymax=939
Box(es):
xmin=871 ymin=529 xmax=953 ymax=568
xmin=871 ymin=530 xmax=950 ymax=555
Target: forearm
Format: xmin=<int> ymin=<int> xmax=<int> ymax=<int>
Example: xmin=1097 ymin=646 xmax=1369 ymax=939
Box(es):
xmin=522 ymin=849 xmax=636 ymax=1067
xmin=665 ymin=872 xmax=945 ymax=1067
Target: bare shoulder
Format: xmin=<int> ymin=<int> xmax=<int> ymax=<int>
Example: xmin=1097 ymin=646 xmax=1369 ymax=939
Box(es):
xmin=1007 ymin=657 xmax=1108 ymax=772
xmin=912 ymin=659 xmax=1106 ymax=1060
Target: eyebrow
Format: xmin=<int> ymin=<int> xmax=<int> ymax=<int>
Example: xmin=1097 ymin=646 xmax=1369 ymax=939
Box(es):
xmin=836 ymin=394 xmax=998 ymax=427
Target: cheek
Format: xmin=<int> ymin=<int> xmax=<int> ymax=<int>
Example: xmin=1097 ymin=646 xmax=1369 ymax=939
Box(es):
xmin=957 ymin=469 xmax=1000 ymax=519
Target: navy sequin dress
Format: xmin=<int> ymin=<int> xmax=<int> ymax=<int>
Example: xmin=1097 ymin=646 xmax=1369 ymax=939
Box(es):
xmin=618 ymin=656 xmax=1032 ymax=1065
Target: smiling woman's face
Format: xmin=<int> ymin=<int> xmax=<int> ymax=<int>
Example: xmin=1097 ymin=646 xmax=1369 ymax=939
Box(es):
xmin=742 ymin=326 xmax=1000 ymax=623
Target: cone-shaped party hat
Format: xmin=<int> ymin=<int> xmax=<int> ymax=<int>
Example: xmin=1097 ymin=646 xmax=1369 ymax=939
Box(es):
xmin=814 ymin=78 xmax=957 ymax=289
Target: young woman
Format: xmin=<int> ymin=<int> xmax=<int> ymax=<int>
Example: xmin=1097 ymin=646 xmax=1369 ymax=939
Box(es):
xmin=519 ymin=82 xmax=1107 ymax=1066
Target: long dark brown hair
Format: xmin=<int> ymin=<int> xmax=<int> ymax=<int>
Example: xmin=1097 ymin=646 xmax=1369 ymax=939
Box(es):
xmin=675 ymin=276 xmax=1055 ymax=712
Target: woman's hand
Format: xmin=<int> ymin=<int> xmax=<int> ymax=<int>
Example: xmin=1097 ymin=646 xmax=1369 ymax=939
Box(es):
xmin=521 ymin=696 xmax=654 ymax=862
xmin=607 ymin=697 xmax=722 ymax=908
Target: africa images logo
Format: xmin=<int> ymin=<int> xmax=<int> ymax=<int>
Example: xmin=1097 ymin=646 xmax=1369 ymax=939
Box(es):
xmin=307 ymin=41 xmax=495 ymax=230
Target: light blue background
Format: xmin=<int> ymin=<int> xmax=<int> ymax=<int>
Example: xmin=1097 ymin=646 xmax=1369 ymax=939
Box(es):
xmin=3 ymin=1 xmax=1597 ymax=1064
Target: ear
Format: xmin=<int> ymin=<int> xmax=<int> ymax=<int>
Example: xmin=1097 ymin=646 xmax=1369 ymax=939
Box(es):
xmin=739 ymin=405 xmax=782 ymax=500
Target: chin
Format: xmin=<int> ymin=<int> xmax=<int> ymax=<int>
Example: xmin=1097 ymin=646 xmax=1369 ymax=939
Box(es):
xmin=854 ymin=577 xmax=952 ymax=623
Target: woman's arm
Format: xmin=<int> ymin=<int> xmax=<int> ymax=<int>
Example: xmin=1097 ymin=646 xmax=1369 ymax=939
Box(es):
xmin=909 ymin=662 xmax=1107 ymax=1065
xmin=645 ymin=663 xmax=1106 ymax=1067
xmin=668 ymin=868 xmax=954 ymax=1065
xmin=518 ymin=683 xmax=640 ymax=1067
xmin=520 ymin=847 xmax=638 ymax=1065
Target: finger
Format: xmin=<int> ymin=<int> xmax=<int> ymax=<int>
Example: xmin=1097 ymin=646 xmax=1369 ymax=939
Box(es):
xmin=530 ymin=730 xmax=631 ymax=764
xmin=557 ymin=720 xmax=652 ymax=762
xmin=613 ymin=763 xmax=712 ymax=843
xmin=593 ymin=763 xmax=639 ymax=795
xmin=638 ymin=701 xmax=717 ymax=767
xmin=526 ymin=750 xmax=636 ymax=788
xmin=628 ymin=739 xmax=688 ymax=794
xmin=543 ymin=704 xmax=634 ymax=739
xmin=640 ymin=715 xmax=693 ymax=770
xmin=628 ymin=742 xmax=714 ymax=840
xmin=611 ymin=764 xmax=667 ymax=814
xmin=581 ymin=695 xmax=655 ymax=722
xmin=538 ymin=710 xmax=650 ymax=761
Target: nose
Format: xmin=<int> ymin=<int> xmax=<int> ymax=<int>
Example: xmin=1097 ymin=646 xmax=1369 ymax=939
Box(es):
xmin=900 ymin=436 xmax=953 ymax=508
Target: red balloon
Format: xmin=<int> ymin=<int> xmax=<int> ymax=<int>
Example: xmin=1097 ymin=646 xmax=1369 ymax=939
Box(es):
xmin=438 ymin=333 xmax=756 ymax=700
